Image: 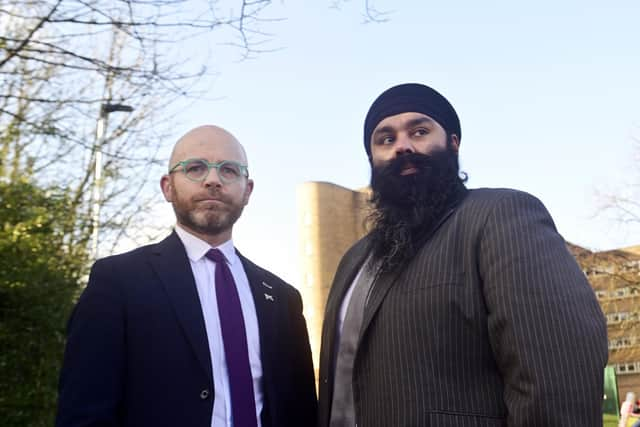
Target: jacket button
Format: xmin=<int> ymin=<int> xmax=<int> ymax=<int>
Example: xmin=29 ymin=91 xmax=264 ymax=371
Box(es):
xmin=200 ymin=389 xmax=210 ymax=400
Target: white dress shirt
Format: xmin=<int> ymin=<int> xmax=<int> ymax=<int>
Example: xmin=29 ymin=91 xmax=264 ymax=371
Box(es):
xmin=175 ymin=225 xmax=263 ymax=427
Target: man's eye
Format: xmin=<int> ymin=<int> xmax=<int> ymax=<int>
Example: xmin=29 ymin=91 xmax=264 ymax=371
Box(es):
xmin=413 ymin=128 xmax=428 ymax=136
xmin=220 ymin=165 xmax=240 ymax=176
xmin=375 ymin=136 xmax=394 ymax=145
xmin=186 ymin=162 xmax=206 ymax=173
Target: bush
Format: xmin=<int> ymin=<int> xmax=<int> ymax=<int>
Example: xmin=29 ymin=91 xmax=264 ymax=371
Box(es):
xmin=0 ymin=179 xmax=88 ymax=427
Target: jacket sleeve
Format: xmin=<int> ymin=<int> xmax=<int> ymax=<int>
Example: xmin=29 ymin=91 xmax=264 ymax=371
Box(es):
xmin=56 ymin=259 xmax=125 ymax=427
xmin=478 ymin=191 xmax=608 ymax=426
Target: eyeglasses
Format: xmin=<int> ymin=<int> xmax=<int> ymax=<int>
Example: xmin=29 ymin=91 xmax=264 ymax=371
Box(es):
xmin=169 ymin=158 xmax=249 ymax=184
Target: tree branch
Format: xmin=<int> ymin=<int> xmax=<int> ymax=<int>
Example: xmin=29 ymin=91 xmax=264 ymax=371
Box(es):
xmin=0 ymin=0 xmax=63 ymax=69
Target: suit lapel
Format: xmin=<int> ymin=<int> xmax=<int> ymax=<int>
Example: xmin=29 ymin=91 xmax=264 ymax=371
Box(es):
xmin=237 ymin=252 xmax=278 ymax=379
xmin=359 ymin=203 xmax=463 ymax=341
xmin=149 ymin=232 xmax=212 ymax=381
xmin=320 ymin=237 xmax=371 ymax=405
xmin=325 ymin=237 xmax=372 ymax=322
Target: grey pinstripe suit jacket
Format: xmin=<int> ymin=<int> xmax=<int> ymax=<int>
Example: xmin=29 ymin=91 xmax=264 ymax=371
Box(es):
xmin=318 ymin=188 xmax=608 ymax=427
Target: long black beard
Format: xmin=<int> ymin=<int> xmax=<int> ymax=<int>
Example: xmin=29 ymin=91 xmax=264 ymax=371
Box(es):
xmin=368 ymin=144 xmax=465 ymax=274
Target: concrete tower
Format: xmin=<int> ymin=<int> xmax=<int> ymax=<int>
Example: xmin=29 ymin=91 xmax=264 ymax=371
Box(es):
xmin=296 ymin=182 xmax=370 ymax=372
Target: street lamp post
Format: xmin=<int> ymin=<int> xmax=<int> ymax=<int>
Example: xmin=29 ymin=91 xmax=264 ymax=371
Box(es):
xmin=91 ymin=103 xmax=134 ymax=260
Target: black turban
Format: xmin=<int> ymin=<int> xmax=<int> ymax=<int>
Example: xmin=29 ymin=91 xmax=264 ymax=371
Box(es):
xmin=363 ymin=83 xmax=461 ymax=157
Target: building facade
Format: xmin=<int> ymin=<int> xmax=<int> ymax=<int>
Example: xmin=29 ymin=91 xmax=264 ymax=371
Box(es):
xmin=572 ymin=244 xmax=640 ymax=398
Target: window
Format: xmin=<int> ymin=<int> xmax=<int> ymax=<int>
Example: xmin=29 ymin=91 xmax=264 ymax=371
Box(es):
xmin=607 ymin=313 xmax=622 ymax=324
xmin=615 ymin=362 xmax=640 ymax=375
xmin=606 ymin=311 xmax=640 ymax=325
xmin=609 ymin=337 xmax=637 ymax=350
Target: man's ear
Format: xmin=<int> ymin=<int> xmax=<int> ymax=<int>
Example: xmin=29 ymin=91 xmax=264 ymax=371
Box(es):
xmin=450 ymin=134 xmax=460 ymax=153
xmin=160 ymin=175 xmax=173 ymax=202
xmin=243 ymin=179 xmax=254 ymax=205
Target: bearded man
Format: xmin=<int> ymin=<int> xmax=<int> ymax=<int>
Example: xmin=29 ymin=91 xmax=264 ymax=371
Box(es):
xmin=318 ymin=84 xmax=608 ymax=427
xmin=57 ymin=125 xmax=317 ymax=427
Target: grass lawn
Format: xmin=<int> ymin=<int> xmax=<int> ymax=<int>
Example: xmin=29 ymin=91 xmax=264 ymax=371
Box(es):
xmin=604 ymin=413 xmax=640 ymax=427
xmin=603 ymin=413 xmax=618 ymax=427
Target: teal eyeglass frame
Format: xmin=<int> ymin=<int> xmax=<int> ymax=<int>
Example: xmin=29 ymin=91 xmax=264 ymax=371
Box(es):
xmin=168 ymin=158 xmax=249 ymax=183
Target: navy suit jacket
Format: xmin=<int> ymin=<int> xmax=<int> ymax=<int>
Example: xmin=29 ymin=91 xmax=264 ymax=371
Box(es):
xmin=57 ymin=232 xmax=317 ymax=427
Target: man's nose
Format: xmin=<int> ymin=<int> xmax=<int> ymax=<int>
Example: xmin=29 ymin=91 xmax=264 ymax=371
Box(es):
xmin=203 ymin=168 xmax=222 ymax=188
xmin=394 ymin=134 xmax=415 ymax=156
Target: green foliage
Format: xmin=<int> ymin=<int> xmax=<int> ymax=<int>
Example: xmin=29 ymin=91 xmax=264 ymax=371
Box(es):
xmin=0 ymin=179 xmax=88 ymax=427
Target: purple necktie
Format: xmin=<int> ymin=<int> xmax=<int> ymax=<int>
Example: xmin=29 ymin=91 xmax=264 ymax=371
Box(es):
xmin=206 ymin=249 xmax=258 ymax=427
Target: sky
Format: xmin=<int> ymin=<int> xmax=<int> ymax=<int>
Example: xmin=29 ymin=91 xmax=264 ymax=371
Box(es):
xmin=149 ymin=0 xmax=640 ymax=285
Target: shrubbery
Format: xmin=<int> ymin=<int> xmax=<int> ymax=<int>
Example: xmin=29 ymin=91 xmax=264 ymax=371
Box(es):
xmin=0 ymin=179 xmax=88 ymax=427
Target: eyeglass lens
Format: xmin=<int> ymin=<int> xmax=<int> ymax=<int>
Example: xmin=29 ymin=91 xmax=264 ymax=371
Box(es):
xmin=184 ymin=159 xmax=242 ymax=182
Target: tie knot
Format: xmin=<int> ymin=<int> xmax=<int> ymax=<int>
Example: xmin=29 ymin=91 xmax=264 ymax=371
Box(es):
xmin=205 ymin=248 xmax=226 ymax=264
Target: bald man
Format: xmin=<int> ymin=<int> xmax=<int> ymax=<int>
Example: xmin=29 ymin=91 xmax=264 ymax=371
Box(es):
xmin=56 ymin=126 xmax=317 ymax=427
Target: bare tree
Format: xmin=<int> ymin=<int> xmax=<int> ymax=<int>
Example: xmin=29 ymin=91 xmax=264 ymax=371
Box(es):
xmin=0 ymin=0 xmax=389 ymax=256
xmin=598 ymin=138 xmax=640 ymax=231
xmin=329 ymin=0 xmax=391 ymax=23
xmin=0 ymin=0 xmax=287 ymax=254
xmin=584 ymin=142 xmax=640 ymax=374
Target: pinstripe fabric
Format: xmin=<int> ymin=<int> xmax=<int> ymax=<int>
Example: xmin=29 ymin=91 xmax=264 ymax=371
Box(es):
xmin=318 ymin=188 xmax=608 ymax=427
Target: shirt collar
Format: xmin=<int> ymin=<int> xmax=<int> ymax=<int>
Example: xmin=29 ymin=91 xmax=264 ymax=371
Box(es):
xmin=174 ymin=224 xmax=237 ymax=266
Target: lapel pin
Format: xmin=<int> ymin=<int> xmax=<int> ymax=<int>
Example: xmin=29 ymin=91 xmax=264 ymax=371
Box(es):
xmin=261 ymin=281 xmax=273 ymax=289
xmin=264 ymin=293 xmax=275 ymax=302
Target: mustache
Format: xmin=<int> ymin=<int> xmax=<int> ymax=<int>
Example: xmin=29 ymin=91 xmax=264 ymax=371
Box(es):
xmin=370 ymin=150 xmax=453 ymax=206
xmin=194 ymin=189 xmax=232 ymax=203
xmin=378 ymin=151 xmax=439 ymax=177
